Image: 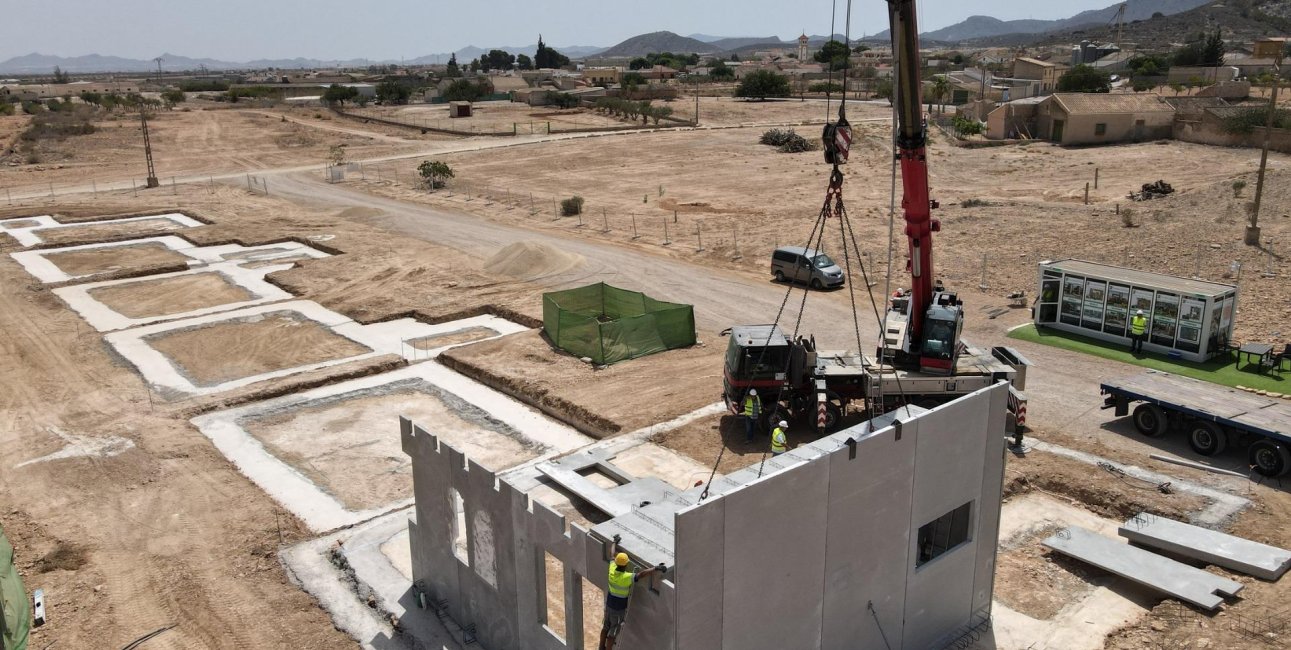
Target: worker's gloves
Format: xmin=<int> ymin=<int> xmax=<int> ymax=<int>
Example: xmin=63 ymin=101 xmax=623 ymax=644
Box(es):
xmin=656 ymin=563 xmax=668 ymax=574
xmin=612 ymin=534 xmax=622 ymax=543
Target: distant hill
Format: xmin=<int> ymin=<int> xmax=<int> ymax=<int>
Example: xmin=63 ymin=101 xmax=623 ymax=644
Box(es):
xmin=0 ymin=42 xmax=608 ymax=74
xmin=977 ymin=0 xmax=1291 ymax=50
xmin=871 ymin=0 xmax=1212 ymax=42
xmin=597 ymin=31 xmax=716 ymax=58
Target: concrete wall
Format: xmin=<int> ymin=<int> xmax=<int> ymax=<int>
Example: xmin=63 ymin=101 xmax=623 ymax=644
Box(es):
xmin=402 ymin=418 xmax=677 ymax=650
xmin=987 ymin=103 xmax=1038 ymax=139
xmin=1175 ymin=118 xmax=1291 ymax=154
xmin=1036 ymin=101 xmax=1173 ymax=145
xmin=673 ymin=384 xmax=1008 ymax=650
xmin=403 ymin=383 xmax=1008 ymax=650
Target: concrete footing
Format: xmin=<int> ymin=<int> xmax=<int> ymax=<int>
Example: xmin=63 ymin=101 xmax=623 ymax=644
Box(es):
xmin=1120 ymin=512 xmax=1291 ymax=581
xmin=0 ymin=212 xmax=201 ymax=247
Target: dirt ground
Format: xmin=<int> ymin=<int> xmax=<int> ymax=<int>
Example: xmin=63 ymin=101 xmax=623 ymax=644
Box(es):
xmin=3 ymin=96 xmax=1291 ymax=649
xmin=43 ymin=241 xmax=192 ymax=277
xmin=89 ymin=272 xmax=254 ymax=318
xmin=146 ymin=311 xmax=373 ymax=387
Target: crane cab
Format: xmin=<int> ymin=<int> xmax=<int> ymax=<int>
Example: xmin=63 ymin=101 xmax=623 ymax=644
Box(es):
xmin=920 ymin=291 xmax=964 ymax=374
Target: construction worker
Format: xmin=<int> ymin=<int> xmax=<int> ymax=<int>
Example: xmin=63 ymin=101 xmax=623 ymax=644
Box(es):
xmin=771 ymin=420 xmax=788 ymax=456
xmin=600 ymin=534 xmax=666 ymax=650
xmin=1130 ymin=309 xmax=1148 ymax=354
xmin=741 ymin=388 xmax=762 ymax=443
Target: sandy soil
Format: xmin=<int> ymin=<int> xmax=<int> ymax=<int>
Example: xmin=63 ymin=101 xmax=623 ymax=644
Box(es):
xmin=43 ymin=242 xmax=192 ymax=277
xmin=439 ymin=329 xmax=724 ymax=438
xmin=994 ymin=524 xmax=1102 ymax=620
xmin=31 ymin=216 xmax=197 ymax=246
xmin=244 ymin=382 xmax=537 ymax=511
xmin=146 ymin=311 xmax=372 ymax=387
xmin=0 ymin=107 xmax=420 ymax=192
xmin=88 ymin=272 xmax=254 ymax=318
xmin=377 ymin=102 xmax=629 ymax=133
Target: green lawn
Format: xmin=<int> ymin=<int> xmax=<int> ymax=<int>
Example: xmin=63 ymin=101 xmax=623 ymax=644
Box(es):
xmin=1008 ymin=324 xmax=1289 ymax=393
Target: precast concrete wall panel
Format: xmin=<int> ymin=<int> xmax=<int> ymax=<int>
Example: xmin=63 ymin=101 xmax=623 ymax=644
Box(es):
xmin=821 ymin=425 xmax=916 ymax=650
xmin=972 ymin=388 xmax=1009 ymax=617
xmin=673 ymin=498 xmax=725 ymax=650
xmin=903 ymin=390 xmax=996 ymax=650
xmin=721 ymin=457 xmax=830 ymax=650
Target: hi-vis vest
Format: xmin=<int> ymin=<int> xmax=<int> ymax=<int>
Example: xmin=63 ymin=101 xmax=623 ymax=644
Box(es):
xmin=1131 ymin=315 xmax=1148 ymax=335
xmin=771 ymin=427 xmax=787 ymax=453
xmin=742 ymin=394 xmax=761 ymax=417
xmin=608 ymin=563 xmax=633 ymax=598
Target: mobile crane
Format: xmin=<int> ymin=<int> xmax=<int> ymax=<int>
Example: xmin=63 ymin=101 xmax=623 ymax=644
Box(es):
xmin=721 ymin=0 xmax=1031 ymax=433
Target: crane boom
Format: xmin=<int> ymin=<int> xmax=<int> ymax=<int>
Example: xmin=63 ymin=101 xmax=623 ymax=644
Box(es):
xmin=885 ymin=0 xmax=962 ymax=373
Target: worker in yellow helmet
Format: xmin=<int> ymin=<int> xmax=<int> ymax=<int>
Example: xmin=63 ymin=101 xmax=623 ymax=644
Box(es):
xmin=600 ymin=534 xmax=667 ymax=650
xmin=1129 ymin=309 xmax=1148 ymax=355
xmin=771 ymin=420 xmax=789 ymax=456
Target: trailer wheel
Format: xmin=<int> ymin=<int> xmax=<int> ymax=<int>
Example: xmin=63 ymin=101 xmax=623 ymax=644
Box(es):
xmin=1248 ymin=440 xmax=1291 ymax=477
xmin=1132 ymin=404 xmax=1168 ymax=438
xmin=1187 ymin=421 xmax=1227 ymax=456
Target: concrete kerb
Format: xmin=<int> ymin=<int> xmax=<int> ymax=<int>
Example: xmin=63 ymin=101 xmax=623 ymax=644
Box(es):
xmin=1029 ymin=439 xmax=1250 ymax=527
xmin=0 ymin=212 xmax=202 ymax=247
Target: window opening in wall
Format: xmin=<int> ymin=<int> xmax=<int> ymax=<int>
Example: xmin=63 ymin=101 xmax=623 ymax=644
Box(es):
xmin=1095 ymin=123 xmax=1107 ymax=136
xmin=916 ymin=501 xmax=972 ymax=568
xmin=540 ymin=550 xmax=568 ymax=644
xmin=449 ymin=488 xmax=469 ymax=566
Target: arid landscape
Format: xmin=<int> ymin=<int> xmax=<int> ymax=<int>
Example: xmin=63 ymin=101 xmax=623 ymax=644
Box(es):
xmin=3 ymin=67 xmax=1291 ymax=649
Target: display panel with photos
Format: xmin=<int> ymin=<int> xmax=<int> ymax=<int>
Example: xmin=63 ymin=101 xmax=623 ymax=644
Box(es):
xmin=1082 ymin=280 xmax=1107 ymax=330
xmin=1061 ymin=276 xmax=1085 ymax=326
xmin=1177 ymin=297 xmax=1204 ymax=352
xmin=1103 ymin=284 xmax=1130 ymax=335
xmin=1151 ymin=292 xmax=1180 ymax=346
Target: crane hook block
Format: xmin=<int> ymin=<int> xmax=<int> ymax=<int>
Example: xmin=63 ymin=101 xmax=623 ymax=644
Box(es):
xmin=822 ymin=118 xmax=853 ymax=165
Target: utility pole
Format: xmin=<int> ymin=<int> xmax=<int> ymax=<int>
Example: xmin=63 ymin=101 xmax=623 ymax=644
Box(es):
xmin=1246 ymin=49 xmax=1283 ymax=245
xmin=141 ymin=110 xmax=159 ymax=188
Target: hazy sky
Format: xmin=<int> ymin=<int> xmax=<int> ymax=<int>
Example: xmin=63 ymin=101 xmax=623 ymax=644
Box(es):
xmin=4 ymin=0 xmax=1114 ymax=61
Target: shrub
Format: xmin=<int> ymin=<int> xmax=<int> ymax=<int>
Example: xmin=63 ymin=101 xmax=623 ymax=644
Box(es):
xmin=960 ymin=198 xmax=988 ymax=208
xmin=1232 ymin=179 xmax=1247 ymax=197
xmin=561 ymin=195 xmax=585 ymax=216
xmin=760 ymin=128 xmax=794 ymax=146
xmin=777 ymin=132 xmax=815 ymax=153
xmin=951 ymin=115 xmax=984 ymax=136
xmin=1223 ymin=107 xmax=1291 ymax=135
xmin=1120 ymin=208 xmax=1136 ymax=228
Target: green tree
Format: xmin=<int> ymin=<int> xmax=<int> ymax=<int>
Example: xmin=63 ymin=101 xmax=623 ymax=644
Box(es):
xmin=442 ymin=79 xmax=488 ymax=102
xmin=1131 ymin=78 xmax=1154 ymax=92
xmin=1201 ymin=30 xmax=1225 ymax=66
xmin=813 ymin=39 xmax=851 ymax=71
xmin=649 ymin=105 xmax=673 ymax=125
xmin=546 ymin=91 xmax=580 ymax=109
xmin=736 ymin=70 xmax=791 ymax=100
xmin=322 ymin=84 xmax=360 ymax=106
xmin=445 ymin=53 xmax=462 ymax=77
xmin=483 ymin=49 xmax=516 ymax=71
xmin=875 ymin=77 xmax=894 ymax=103
xmin=1056 ymin=64 xmax=1111 ymax=93
xmin=376 ymin=81 xmax=411 ymax=104
xmin=621 ymin=71 xmax=646 ymax=90
xmin=161 ymin=89 xmax=186 ymax=108
xmin=535 ymin=35 xmax=570 ymax=69
xmin=418 ymin=160 xmax=454 ymax=189
xmin=516 ymin=54 xmax=533 ymax=70
xmin=52 ymin=65 xmax=69 ymax=83
xmin=1169 ymin=82 xmax=1185 ymax=96
xmin=629 ymin=57 xmax=650 ymax=70
xmin=930 ymin=76 xmax=951 ymax=113
xmin=79 ymin=91 xmax=102 ymax=106
xmin=710 ymin=60 xmax=734 ymax=79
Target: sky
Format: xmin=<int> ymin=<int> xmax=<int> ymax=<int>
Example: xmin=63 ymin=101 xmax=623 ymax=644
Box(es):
xmin=3 ymin=0 xmax=1116 ymax=62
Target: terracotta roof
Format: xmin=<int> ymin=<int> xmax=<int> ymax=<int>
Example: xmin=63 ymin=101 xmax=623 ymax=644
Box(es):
xmin=1051 ymin=93 xmax=1175 ymax=114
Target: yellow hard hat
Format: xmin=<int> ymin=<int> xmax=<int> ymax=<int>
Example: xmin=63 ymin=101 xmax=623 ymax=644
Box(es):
xmin=615 ymin=552 xmax=629 ymax=566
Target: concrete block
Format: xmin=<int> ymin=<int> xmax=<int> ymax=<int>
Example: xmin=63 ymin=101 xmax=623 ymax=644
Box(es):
xmin=1119 ymin=512 xmax=1291 ymax=581
xmin=1043 ymin=526 xmax=1244 ymax=610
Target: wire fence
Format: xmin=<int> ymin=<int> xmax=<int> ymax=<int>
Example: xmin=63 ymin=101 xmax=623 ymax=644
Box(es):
xmin=335 ymin=107 xmax=688 ymax=137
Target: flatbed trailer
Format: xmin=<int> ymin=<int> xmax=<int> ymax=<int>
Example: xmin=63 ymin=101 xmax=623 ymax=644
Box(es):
xmin=1100 ymin=371 xmax=1291 ymax=476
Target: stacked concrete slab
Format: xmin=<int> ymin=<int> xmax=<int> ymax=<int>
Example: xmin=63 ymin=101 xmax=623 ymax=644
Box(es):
xmin=402 ymin=383 xmax=1011 ymax=650
xmin=1119 ymin=512 xmax=1291 ymax=581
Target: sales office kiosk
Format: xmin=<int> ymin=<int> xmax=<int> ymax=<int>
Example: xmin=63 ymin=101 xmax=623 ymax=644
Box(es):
xmin=1034 ymin=259 xmax=1238 ymax=363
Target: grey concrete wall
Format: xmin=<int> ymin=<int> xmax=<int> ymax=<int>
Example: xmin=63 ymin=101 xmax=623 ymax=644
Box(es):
xmin=670 ymin=384 xmax=1008 ymax=650
xmin=402 ymin=417 xmax=677 ymax=650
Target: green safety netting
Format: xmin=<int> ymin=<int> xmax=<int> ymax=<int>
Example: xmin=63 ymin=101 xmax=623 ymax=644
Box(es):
xmin=543 ymin=283 xmax=696 ymax=365
xmin=1 ymin=523 xmax=29 ymax=650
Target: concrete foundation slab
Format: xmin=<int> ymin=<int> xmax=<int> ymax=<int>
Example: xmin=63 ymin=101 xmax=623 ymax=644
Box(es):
xmin=0 ymin=213 xmax=201 ymax=247
xmin=1119 ymin=512 xmax=1291 ymax=581
xmin=1042 ymin=526 xmax=1244 ymax=610
xmin=10 ymin=236 xmax=324 ymax=284
xmin=193 ymin=358 xmax=591 ymax=532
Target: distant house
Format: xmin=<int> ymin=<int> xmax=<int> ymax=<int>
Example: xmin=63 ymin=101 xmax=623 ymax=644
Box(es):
xmin=1252 ymin=37 xmax=1289 ymax=59
xmin=1012 ymin=57 xmax=1069 ymax=94
xmin=449 ymin=101 xmax=472 ymax=118
xmin=984 ymin=96 xmax=1047 ymax=139
xmin=1034 ymin=93 xmax=1175 ymax=145
xmin=582 ymin=67 xmax=621 ymax=86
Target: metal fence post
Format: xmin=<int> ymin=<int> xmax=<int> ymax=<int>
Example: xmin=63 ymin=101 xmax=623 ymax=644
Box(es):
xmin=663 ymin=219 xmax=671 ymax=245
xmin=632 ymin=213 xmax=639 ymax=239
xmin=696 ymin=221 xmax=704 ymax=252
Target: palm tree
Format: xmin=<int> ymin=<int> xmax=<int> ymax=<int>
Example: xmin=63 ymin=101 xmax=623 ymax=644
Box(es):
xmin=930 ymin=76 xmax=952 ymax=115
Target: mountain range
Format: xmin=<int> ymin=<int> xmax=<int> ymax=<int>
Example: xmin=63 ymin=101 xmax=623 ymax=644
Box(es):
xmin=870 ymin=0 xmax=1212 ymax=42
